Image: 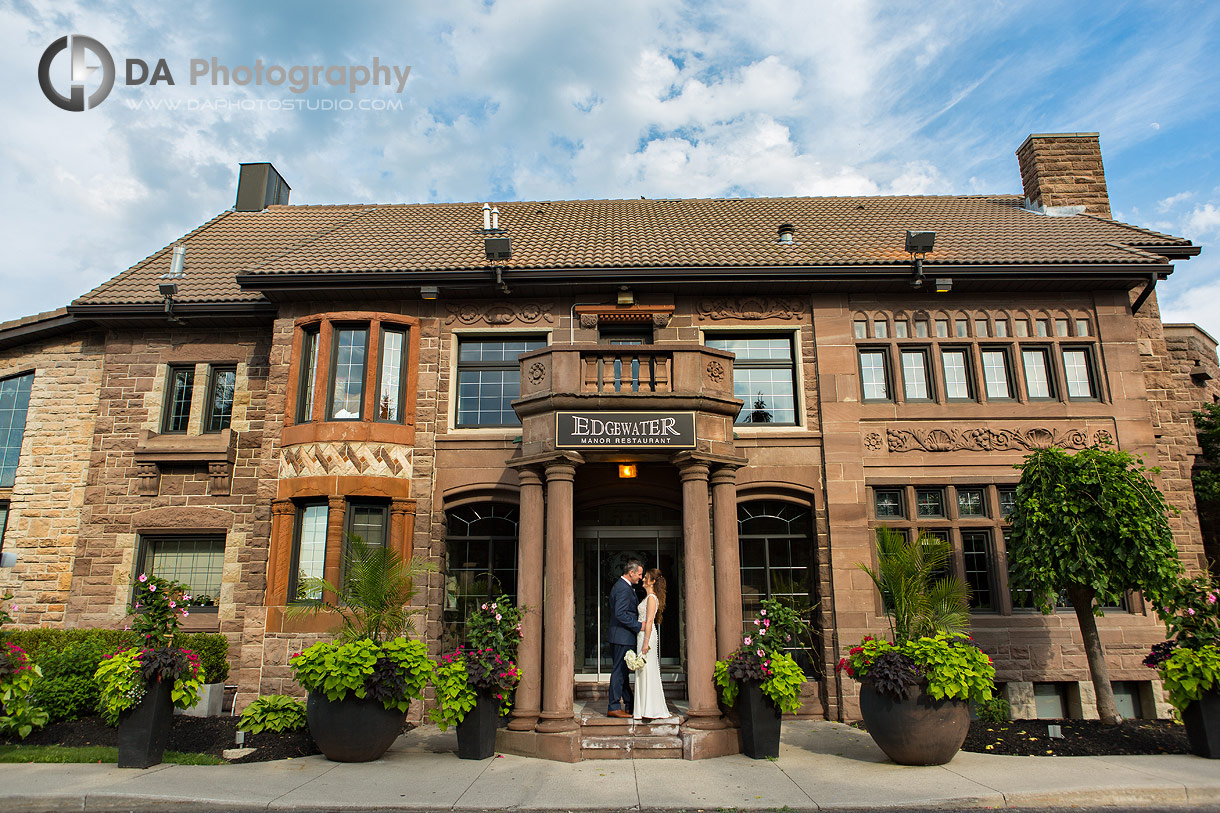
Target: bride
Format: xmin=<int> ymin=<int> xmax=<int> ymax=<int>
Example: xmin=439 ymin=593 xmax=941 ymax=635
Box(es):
xmin=633 ymin=568 xmax=670 ymax=721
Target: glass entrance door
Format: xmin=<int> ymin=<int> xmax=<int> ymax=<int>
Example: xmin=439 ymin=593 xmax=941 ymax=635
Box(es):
xmin=574 ymin=525 xmax=682 ymax=679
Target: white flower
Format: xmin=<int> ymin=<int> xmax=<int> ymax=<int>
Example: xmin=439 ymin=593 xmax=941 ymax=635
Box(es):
xmin=496 ymin=613 xmax=502 ymax=621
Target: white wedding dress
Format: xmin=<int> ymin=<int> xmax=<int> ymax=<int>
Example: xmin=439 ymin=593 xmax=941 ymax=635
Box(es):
xmin=633 ymin=594 xmax=670 ymax=720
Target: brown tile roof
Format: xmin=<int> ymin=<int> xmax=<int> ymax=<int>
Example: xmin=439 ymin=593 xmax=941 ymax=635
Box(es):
xmin=72 ymin=195 xmax=1194 ymax=306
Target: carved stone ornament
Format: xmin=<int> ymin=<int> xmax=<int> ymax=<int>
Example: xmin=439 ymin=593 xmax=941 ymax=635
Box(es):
xmin=706 ymin=360 xmax=725 ymax=382
xmin=883 ymin=426 xmax=1091 ymax=453
xmin=864 ymin=433 xmax=883 ymax=451
xmin=280 ymin=442 xmax=412 ymax=479
xmin=1093 ymin=429 xmax=1113 ymax=446
xmin=579 ymin=313 xmax=599 ymax=330
xmin=445 ymin=302 xmax=554 ymax=326
xmin=696 ymin=297 xmax=804 ymax=321
xmin=528 ymin=361 xmax=546 ymax=385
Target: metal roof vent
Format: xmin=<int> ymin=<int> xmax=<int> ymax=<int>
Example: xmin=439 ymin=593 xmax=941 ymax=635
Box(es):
xmin=777 ymin=223 xmax=795 ymax=243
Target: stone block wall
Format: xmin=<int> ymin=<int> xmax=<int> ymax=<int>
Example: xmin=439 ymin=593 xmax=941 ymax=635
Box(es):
xmin=0 ymin=329 xmax=104 ymax=625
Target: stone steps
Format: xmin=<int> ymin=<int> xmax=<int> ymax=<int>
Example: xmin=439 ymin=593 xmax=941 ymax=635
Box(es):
xmin=577 ymin=707 xmax=686 ymax=760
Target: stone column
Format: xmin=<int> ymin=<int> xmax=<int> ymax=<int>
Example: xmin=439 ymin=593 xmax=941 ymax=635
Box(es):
xmin=267 ymin=499 xmax=296 ymax=605
xmin=537 ymin=459 xmax=579 ymax=733
xmin=389 ymin=498 xmax=415 ymax=561
xmin=711 ymin=466 xmax=743 ymax=660
xmin=509 ymin=467 xmax=545 ymax=731
xmin=678 ymin=458 xmax=724 ymax=729
xmin=323 ymin=496 xmax=347 ymax=603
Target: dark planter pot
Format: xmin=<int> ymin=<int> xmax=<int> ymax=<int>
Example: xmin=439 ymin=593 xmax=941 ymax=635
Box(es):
xmin=118 ymin=677 xmax=174 ymax=768
xmin=456 ymin=689 xmax=500 ymax=760
xmin=738 ymin=680 xmax=782 ymax=759
xmin=859 ymin=681 xmax=970 ymax=766
xmin=1182 ymin=689 xmax=1220 ymax=759
xmin=306 ymin=692 xmax=406 ymax=762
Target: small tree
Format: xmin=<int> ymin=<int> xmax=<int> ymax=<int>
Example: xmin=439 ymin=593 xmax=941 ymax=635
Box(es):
xmin=1007 ymin=446 xmax=1183 ymax=724
xmin=859 ymin=527 xmax=970 ymax=643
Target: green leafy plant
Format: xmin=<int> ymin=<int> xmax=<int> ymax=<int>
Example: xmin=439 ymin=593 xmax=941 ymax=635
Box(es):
xmin=129 ymin=573 xmax=190 ymax=647
xmin=28 ymin=637 xmax=111 ymax=722
xmin=93 ymin=646 xmax=203 ymax=726
xmin=429 ymin=597 xmax=525 ymax=728
xmin=238 ymin=694 xmax=307 ymax=734
xmin=713 ymin=598 xmax=810 ymax=714
xmin=1159 ymin=645 xmax=1220 ymax=714
xmin=837 ymin=633 xmax=995 ymax=703
xmin=181 ymin=632 xmax=230 ymax=684
xmin=975 ymin=696 xmax=1011 ymax=724
xmin=0 ymin=591 xmax=14 ymax=627
xmin=0 ymin=642 xmax=49 ymax=738
xmin=287 ymin=534 xmax=435 ymax=644
xmin=1008 ymin=446 xmax=1183 ymax=724
xmin=859 ymin=527 xmax=969 ymax=643
xmin=1193 ymin=403 xmax=1220 ymax=507
xmin=290 ymin=637 xmax=431 ymax=713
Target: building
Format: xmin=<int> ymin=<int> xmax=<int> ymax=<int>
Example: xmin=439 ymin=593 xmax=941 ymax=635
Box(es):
xmin=0 ymin=133 xmax=1214 ymax=760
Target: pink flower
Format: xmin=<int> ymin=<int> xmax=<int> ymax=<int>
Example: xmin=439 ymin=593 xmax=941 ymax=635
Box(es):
xmin=168 ymin=600 xmax=176 ymax=608
xmin=757 ymin=649 xmax=765 ymax=658
xmin=138 ymin=574 xmax=148 ymax=583
xmin=149 ymin=584 xmax=156 ymax=592
xmin=760 ymin=609 xmax=767 ymax=616
xmin=495 ymin=613 xmax=502 ymax=621
xmin=183 ymin=595 xmax=192 ymax=602
xmin=183 ymin=610 xmax=189 ymax=617
xmin=481 ymin=603 xmax=488 ymax=610
xmin=743 ymin=636 xmax=752 ymax=646
xmin=124 ymin=624 xmax=130 ymax=631
xmin=134 ymin=602 xmax=141 ymax=609
xmin=1187 ymin=608 xmax=1196 ymax=616
xmin=754 ymin=619 xmax=760 ymax=626
xmin=9 ymin=604 xmax=16 ymax=613
xmin=491 ymin=603 xmax=497 ymax=609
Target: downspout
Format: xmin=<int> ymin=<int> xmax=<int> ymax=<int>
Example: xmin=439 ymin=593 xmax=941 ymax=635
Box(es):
xmin=1131 ymin=273 xmax=1158 ymax=314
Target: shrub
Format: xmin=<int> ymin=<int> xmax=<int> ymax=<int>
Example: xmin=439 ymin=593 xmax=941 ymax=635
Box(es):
xmin=975 ymin=696 xmax=1011 ymax=724
xmin=238 ymin=694 xmax=307 ymax=734
xmin=0 ymin=642 xmax=49 ymax=738
xmin=178 ymin=633 xmax=230 ymax=684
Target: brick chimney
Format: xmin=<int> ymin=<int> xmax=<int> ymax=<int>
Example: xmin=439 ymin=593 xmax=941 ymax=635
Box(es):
xmin=1015 ymin=133 xmax=1111 ymax=218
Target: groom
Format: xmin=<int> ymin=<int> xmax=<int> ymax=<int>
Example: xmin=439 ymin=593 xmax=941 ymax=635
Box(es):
xmin=607 ymin=559 xmax=644 ymax=718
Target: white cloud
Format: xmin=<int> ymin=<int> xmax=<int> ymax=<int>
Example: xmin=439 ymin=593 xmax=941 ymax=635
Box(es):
xmin=1184 ymin=203 xmax=1220 ymax=240
xmin=1157 ymin=191 xmax=1193 ymax=212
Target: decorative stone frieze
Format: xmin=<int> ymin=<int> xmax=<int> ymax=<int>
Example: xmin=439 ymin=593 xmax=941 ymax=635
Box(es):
xmin=444 ymin=302 xmax=554 ymax=325
xmin=876 ymin=425 xmax=1100 ymax=453
xmin=696 ymin=297 xmax=804 ymax=321
xmin=279 ymin=441 xmax=413 ymax=479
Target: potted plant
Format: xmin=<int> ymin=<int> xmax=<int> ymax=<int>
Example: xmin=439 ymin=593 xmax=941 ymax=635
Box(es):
xmin=839 ymin=528 xmax=996 ymax=765
xmin=713 ymin=598 xmax=809 ymax=758
xmin=429 ymin=596 xmax=524 ymax=759
xmin=288 ymin=534 xmax=434 ymax=762
xmin=94 ymin=574 xmax=203 ymax=767
xmin=1145 ymin=575 xmax=1220 ymax=758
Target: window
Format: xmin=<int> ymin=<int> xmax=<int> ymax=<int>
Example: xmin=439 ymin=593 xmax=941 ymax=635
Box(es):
xmin=738 ymin=501 xmax=817 ymax=670
xmin=706 ymin=335 xmax=798 ymax=425
xmin=1014 ymin=320 xmax=1029 ymax=337
xmin=375 ymin=328 xmax=408 ymax=422
xmin=894 ymin=320 xmax=908 ymax=338
xmin=1075 ymin=319 xmax=1090 ymax=337
xmin=0 ymin=372 xmax=34 ymax=488
xmin=955 ymin=319 xmax=968 ymax=338
xmin=296 ymin=328 xmax=319 ymax=422
xmin=291 ymin=503 xmax=328 ymax=601
xmin=328 ymin=328 xmax=368 ymax=420
xmin=900 ymin=349 xmax=932 ymax=400
xmin=858 ymin=349 xmax=891 ymax=401
xmin=161 ymin=366 xmax=194 ymax=433
xmin=874 ymin=489 xmax=904 ymax=518
xmin=935 ymin=319 xmax=949 ymax=338
xmin=853 ymin=320 xmax=867 ymax=339
xmin=873 ymin=320 xmax=888 ymax=339
xmin=456 ymin=336 xmax=547 ymax=427
xmin=914 ymin=320 xmax=929 ymax=338
xmin=138 ymin=536 xmax=224 ymax=607
xmin=981 ymin=349 xmax=1013 ymax=399
xmin=916 ymin=488 xmax=945 ymax=517
xmin=957 ymin=488 xmax=986 ymax=517
xmin=1062 ymin=348 xmax=1096 ymax=399
xmin=443 ymin=504 xmax=520 ymax=645
xmin=205 ymin=366 xmax=236 ymax=432
xmin=941 ymin=349 xmax=974 ymax=400
xmin=995 ymin=320 xmax=1009 ymax=338
xmin=962 ymin=530 xmax=995 ymax=611
xmin=345 ymin=500 xmax=388 ymax=549
xmin=1035 ymin=319 xmax=1050 ymax=337
xmin=974 ymin=319 xmax=989 ymax=338
xmin=998 ymin=487 xmax=1017 ymax=518
xmin=1021 ymin=348 xmax=1055 ymax=399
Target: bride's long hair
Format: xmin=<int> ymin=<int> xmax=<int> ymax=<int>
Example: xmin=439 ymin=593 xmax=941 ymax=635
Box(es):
xmin=644 ymin=568 xmax=667 ymax=626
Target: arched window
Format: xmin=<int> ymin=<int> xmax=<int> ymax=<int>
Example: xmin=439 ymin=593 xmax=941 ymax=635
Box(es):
xmin=443 ymin=504 xmax=520 ymax=646
xmin=738 ymin=500 xmax=817 ymax=669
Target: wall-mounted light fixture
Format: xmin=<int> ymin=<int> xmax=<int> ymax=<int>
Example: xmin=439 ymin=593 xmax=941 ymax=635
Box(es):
xmin=420 ymin=285 xmax=439 ymax=300
xmin=934 ymin=278 xmax=953 ymax=293
xmin=618 ymin=463 xmax=638 ymax=479
xmin=905 ymin=230 xmax=935 ymax=289
xmin=617 ymin=286 xmax=634 ymax=306
xmin=0 ymin=550 xmax=17 ymax=568
xmin=158 ymin=281 xmax=180 ymax=323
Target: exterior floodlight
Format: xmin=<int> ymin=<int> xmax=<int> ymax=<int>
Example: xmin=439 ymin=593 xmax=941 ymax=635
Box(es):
xmin=1 ymin=550 xmax=16 ymax=568
xmin=617 ymin=287 xmax=634 ymax=306
xmin=934 ymin=278 xmax=953 ymax=293
xmin=420 ymin=286 xmax=439 ymax=300
xmin=158 ymin=282 xmax=178 ymax=298
xmin=905 ymin=231 xmax=936 ymax=254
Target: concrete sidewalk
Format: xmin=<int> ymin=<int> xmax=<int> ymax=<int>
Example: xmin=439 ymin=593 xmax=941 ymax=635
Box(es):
xmin=1 ymin=720 xmax=1218 ymax=812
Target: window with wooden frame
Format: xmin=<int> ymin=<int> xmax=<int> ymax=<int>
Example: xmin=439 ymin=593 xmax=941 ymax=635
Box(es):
xmin=204 ymin=365 xmax=236 ymax=432
xmin=161 ymin=365 xmax=195 ymax=433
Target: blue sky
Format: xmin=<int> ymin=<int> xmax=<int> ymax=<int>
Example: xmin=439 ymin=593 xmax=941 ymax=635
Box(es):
xmin=2 ymin=0 xmax=1219 ymax=339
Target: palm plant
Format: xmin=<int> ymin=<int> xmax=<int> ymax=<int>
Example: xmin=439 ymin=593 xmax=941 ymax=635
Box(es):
xmin=288 ymin=534 xmax=434 ymax=644
xmin=859 ymin=527 xmax=970 ymax=643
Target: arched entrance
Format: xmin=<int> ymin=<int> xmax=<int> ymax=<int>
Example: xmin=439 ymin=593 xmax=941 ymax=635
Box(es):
xmin=573 ymin=503 xmax=683 ymax=683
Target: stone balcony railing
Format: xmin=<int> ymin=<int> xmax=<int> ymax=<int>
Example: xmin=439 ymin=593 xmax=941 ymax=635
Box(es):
xmin=512 ymin=344 xmax=744 ymax=449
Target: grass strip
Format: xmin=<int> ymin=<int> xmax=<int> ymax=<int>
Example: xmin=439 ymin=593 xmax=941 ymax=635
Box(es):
xmin=0 ymin=744 xmax=225 ymax=765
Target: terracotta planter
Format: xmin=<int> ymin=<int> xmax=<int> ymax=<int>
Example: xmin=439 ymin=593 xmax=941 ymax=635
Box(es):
xmin=456 ymin=689 xmax=500 ymax=760
xmin=738 ymin=680 xmax=782 ymax=759
xmin=859 ymin=681 xmax=969 ymax=766
xmin=306 ymin=692 xmax=406 ymax=762
xmin=1182 ymin=688 xmax=1220 ymax=759
xmin=118 ymin=678 xmax=174 ymax=768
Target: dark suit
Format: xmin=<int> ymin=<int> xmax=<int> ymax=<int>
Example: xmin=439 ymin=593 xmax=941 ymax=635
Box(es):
xmin=607 ymin=575 xmax=643 ymax=713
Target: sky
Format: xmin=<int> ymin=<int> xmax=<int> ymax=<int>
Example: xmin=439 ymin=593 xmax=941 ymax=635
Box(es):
xmin=2 ymin=0 xmax=1219 ymax=339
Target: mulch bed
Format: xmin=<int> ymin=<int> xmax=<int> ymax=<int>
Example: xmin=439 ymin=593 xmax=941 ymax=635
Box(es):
xmin=961 ymin=718 xmax=1191 ymax=756
xmin=0 ymin=714 xmax=330 ymax=763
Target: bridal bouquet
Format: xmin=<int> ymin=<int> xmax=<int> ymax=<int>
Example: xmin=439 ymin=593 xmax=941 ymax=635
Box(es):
xmin=624 ymin=649 xmax=646 ymax=671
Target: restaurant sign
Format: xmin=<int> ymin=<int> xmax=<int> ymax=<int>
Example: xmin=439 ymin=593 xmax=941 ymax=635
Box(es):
xmin=555 ymin=411 xmax=696 ymax=449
